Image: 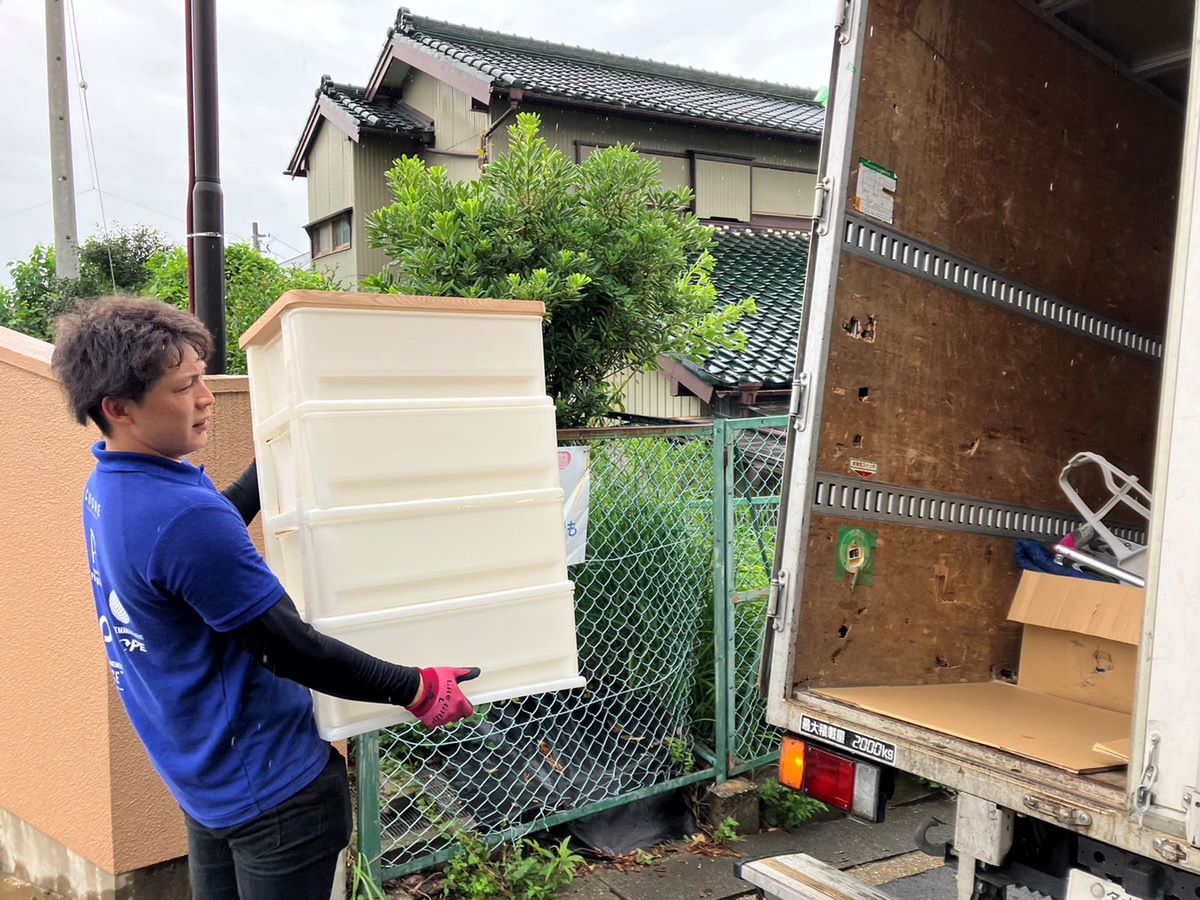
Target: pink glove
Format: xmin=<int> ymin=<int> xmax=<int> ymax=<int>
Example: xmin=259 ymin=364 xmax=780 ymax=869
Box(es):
xmin=407 ymin=666 xmax=480 ymax=728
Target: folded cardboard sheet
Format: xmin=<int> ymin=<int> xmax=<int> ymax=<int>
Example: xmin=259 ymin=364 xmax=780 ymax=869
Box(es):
xmin=814 ymin=572 xmax=1144 ymax=773
xmin=1093 ymin=738 xmax=1132 ymax=763
xmin=815 ymin=681 xmax=1129 ymax=772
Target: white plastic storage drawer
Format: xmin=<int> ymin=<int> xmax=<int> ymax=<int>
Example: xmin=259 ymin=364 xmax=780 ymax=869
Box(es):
xmin=247 ymin=306 xmax=547 ymax=423
xmin=241 ymin=291 xmax=582 ymax=741
xmin=263 ymin=529 xmax=305 ymax=615
xmin=259 ymin=398 xmax=559 ymax=518
xmin=265 ymin=488 xmax=567 ymax=618
xmin=310 ymin=582 xmax=582 ymax=740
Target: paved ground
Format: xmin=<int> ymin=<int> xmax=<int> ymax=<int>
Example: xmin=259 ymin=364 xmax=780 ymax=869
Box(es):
xmin=0 ymin=795 xmax=959 ymax=899
xmin=557 ymin=795 xmax=957 ymax=900
xmin=0 ymin=876 xmax=56 ymax=900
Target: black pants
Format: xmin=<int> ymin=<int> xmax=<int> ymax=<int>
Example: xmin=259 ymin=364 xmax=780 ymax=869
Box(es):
xmin=184 ymin=746 xmax=353 ymax=900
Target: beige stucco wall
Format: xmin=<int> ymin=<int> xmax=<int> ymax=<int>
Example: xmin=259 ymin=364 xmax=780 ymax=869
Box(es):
xmin=0 ymin=326 xmax=257 ymax=876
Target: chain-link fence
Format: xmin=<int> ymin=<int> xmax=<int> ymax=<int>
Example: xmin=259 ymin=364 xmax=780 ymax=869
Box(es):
xmin=355 ymin=418 xmax=787 ymax=884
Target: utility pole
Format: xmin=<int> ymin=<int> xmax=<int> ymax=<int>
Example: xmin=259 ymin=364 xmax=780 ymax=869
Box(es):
xmin=190 ymin=0 xmax=226 ymax=373
xmin=45 ymin=0 xmax=80 ymax=279
xmin=251 ymin=221 xmax=261 ymax=252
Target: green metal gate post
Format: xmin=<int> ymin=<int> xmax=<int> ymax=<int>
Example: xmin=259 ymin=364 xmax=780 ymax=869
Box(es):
xmin=356 ymin=731 xmax=383 ymax=888
xmin=712 ymin=418 xmax=736 ymax=782
xmin=723 ymin=416 xmax=788 ymax=776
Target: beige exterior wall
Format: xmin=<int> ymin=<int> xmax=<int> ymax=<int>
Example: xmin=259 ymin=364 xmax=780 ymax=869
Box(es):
xmin=0 ymin=326 xmax=257 ymax=876
xmin=515 ymin=101 xmax=819 ymax=171
xmin=695 ymin=158 xmax=752 ymax=221
xmin=313 ymin=247 xmax=356 ymax=288
xmin=405 ymin=70 xmax=489 ymax=156
xmin=308 ymin=124 xmax=358 ymax=286
xmin=579 ymin=143 xmax=690 ymax=188
xmin=520 ymin=103 xmax=818 ymax=221
xmin=421 ymin=151 xmax=482 ymax=183
xmin=353 ymin=134 xmax=417 ymax=283
xmin=753 ymin=167 xmax=817 ymax=217
xmin=306 ymin=124 xmax=355 ymax=225
xmin=615 ymin=367 xmax=707 ymax=420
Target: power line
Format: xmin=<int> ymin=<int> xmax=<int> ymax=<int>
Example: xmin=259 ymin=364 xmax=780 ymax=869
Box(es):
xmin=92 ymin=190 xmax=253 ymax=246
xmin=0 ymin=200 xmax=53 ymax=221
xmin=64 ymin=0 xmax=116 ymax=292
xmin=263 ymin=232 xmax=305 ymax=257
xmin=98 ymin=189 xmax=184 ymax=225
xmin=0 ymin=187 xmax=96 ymax=223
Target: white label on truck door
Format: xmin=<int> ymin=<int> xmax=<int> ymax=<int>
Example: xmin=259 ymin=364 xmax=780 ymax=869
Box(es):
xmin=800 ymin=714 xmax=897 ymax=764
xmin=855 ymin=159 xmax=897 ymax=223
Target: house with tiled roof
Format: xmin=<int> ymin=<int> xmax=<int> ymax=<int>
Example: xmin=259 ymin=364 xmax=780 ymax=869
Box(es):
xmin=286 ymin=8 xmax=820 ymax=419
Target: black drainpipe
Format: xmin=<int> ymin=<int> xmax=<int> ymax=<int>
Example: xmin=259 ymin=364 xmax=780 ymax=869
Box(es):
xmin=190 ymin=0 xmax=226 ymax=372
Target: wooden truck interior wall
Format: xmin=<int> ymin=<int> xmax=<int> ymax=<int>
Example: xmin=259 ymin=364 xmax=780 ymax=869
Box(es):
xmin=792 ymin=0 xmax=1183 ymax=691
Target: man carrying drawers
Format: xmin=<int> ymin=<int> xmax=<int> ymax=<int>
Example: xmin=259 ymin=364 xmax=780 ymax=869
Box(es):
xmin=51 ymin=296 xmax=479 ymax=899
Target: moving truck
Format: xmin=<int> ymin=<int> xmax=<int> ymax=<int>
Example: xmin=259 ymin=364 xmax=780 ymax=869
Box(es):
xmin=738 ymin=2 xmax=1200 ymax=898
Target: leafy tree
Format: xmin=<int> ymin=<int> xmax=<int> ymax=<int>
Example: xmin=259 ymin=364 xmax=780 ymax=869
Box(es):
xmin=0 ymin=226 xmax=170 ymax=342
xmin=365 ymin=112 xmax=755 ymax=426
xmin=147 ymin=243 xmax=337 ymax=375
xmin=80 ymin=224 xmax=172 ymax=295
xmin=0 ymin=227 xmax=335 ymax=377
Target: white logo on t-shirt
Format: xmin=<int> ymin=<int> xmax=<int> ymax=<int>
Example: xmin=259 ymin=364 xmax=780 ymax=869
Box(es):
xmin=106 ymin=590 xmax=146 ymax=654
xmin=108 ymin=590 xmax=131 ymax=625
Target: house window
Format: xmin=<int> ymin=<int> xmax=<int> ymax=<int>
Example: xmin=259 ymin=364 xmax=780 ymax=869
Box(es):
xmin=307 ymin=210 xmax=352 ymax=259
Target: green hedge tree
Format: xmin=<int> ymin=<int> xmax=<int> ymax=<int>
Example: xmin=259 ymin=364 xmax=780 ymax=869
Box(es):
xmin=365 ymin=112 xmax=755 ymax=427
xmin=0 ymin=226 xmax=170 ymax=341
xmin=147 ymin=243 xmax=336 ymax=375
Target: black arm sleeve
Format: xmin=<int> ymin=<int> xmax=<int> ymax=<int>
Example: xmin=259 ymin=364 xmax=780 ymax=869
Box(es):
xmin=221 ymin=460 xmax=261 ymax=526
xmin=233 ymin=591 xmax=422 ymax=707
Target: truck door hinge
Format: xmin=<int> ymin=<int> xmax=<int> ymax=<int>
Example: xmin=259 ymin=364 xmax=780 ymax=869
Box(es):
xmin=790 ymin=372 xmax=811 ymax=432
xmin=812 ymin=178 xmax=834 ymax=236
xmin=766 ymin=568 xmax=788 ymax=632
xmin=1155 ymin=838 xmax=1188 ymax=864
xmin=1136 ymin=733 xmax=1162 ymax=824
xmin=1022 ymin=793 xmax=1093 ymax=829
xmin=1183 ymin=787 xmax=1200 ymax=848
xmin=835 ymin=0 xmax=854 ymax=44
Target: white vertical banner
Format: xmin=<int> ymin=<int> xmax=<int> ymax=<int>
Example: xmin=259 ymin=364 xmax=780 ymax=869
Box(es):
xmin=558 ymin=446 xmax=590 ymax=565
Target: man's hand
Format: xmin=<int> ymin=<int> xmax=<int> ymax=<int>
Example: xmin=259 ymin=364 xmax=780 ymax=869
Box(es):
xmin=407 ymin=667 xmax=481 ymax=728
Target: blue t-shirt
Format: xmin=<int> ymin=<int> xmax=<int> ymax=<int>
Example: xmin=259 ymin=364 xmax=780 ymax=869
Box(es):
xmin=81 ymin=442 xmax=328 ymax=828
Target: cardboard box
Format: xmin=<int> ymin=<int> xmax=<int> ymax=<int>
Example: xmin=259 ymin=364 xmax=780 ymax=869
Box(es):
xmin=1008 ymin=572 xmax=1142 ymax=714
xmin=815 ymin=571 xmax=1143 ymax=773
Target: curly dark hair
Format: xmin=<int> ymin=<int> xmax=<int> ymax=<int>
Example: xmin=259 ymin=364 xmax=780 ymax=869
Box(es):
xmin=51 ymin=296 xmax=214 ymax=435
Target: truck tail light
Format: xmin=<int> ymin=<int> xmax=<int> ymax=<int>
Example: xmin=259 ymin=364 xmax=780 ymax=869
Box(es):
xmin=805 ymin=743 xmax=856 ymax=810
xmin=779 ymin=734 xmax=888 ymax=822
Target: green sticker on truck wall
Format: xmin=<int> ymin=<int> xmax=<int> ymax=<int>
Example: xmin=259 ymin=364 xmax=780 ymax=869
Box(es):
xmin=836 ymin=526 xmax=877 ymax=587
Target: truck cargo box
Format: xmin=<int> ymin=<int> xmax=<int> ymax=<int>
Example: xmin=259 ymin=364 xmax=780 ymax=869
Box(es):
xmin=762 ymin=0 xmax=1200 ymax=882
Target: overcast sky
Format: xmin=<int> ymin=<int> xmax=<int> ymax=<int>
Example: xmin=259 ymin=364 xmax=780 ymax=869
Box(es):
xmin=0 ymin=1 xmax=833 ymax=283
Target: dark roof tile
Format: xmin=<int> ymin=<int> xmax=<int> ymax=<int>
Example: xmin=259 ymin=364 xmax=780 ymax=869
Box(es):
xmin=321 ymin=80 xmax=432 ymax=137
xmin=693 ymin=225 xmax=808 ymax=387
xmin=393 ymin=11 xmax=824 ymax=137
